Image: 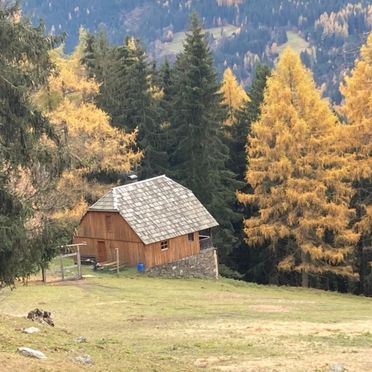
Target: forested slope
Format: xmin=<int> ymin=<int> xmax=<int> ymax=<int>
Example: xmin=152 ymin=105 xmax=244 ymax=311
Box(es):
xmin=23 ymin=0 xmax=372 ymax=101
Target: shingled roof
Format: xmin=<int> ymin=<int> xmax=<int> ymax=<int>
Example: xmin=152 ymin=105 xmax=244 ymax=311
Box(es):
xmin=89 ymin=175 xmax=219 ymax=244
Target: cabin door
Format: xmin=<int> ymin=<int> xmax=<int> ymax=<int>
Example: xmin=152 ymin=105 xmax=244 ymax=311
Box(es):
xmin=97 ymin=241 xmax=107 ymax=263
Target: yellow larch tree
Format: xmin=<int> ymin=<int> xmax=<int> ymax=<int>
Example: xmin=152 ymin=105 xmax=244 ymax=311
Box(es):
xmin=340 ymin=32 xmax=372 ymax=240
xmin=238 ymin=48 xmax=359 ymax=287
xmin=34 ymin=35 xmax=141 ymax=225
xmin=220 ymin=67 xmax=250 ymax=125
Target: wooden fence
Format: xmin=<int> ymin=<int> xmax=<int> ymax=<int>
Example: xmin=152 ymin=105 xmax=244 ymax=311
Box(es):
xmin=42 ymin=243 xmax=86 ymax=283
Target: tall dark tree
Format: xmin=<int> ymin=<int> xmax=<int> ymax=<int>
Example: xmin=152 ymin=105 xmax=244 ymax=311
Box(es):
xmin=86 ymin=36 xmax=169 ymax=178
xmin=169 ymin=13 xmax=240 ymax=263
xmin=228 ymin=64 xmax=271 ymax=182
xmin=81 ymin=28 xmax=111 ymax=86
xmin=0 ymin=4 xmax=64 ymax=286
xmin=227 ymin=64 xmax=272 ymax=280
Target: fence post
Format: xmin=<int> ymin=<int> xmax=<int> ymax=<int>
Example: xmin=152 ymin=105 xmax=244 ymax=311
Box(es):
xmin=213 ymin=249 xmax=219 ymax=280
xmin=77 ymin=246 xmax=81 ymax=280
xmin=116 ymin=248 xmax=119 ymax=277
xmin=60 ymin=253 xmax=65 ymax=281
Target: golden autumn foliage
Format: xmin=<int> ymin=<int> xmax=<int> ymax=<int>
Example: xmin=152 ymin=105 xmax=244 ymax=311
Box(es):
xmin=340 ymin=32 xmax=372 ymax=238
xmin=340 ymin=32 xmax=372 ymax=175
xmin=34 ymin=35 xmax=141 ymax=223
xmin=220 ymin=67 xmax=250 ymax=125
xmin=238 ymin=48 xmax=359 ymax=284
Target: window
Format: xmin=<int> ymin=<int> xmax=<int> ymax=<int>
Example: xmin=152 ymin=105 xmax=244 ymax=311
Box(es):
xmin=188 ymin=233 xmax=194 ymax=241
xmin=105 ymin=215 xmax=112 ymax=233
xmin=160 ymin=240 xmax=168 ymax=251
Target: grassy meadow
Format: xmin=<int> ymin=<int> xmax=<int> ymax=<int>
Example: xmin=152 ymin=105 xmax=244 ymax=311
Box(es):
xmin=277 ymin=30 xmax=310 ymax=55
xmin=162 ymin=25 xmax=240 ymax=54
xmin=0 ymin=270 xmax=371 ymax=371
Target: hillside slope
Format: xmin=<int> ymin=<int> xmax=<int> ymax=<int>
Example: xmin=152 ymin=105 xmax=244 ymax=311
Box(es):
xmin=0 ymin=273 xmax=371 ymax=371
xmin=22 ymin=0 xmax=372 ymax=101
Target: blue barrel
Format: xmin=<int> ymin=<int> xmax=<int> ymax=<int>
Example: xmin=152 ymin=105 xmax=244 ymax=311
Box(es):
xmin=137 ymin=262 xmax=145 ymax=273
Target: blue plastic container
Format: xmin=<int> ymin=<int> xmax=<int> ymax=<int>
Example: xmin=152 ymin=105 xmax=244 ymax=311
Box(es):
xmin=137 ymin=262 xmax=145 ymax=273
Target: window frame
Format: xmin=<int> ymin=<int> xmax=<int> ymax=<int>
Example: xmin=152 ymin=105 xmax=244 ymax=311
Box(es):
xmin=160 ymin=240 xmax=169 ymax=251
xmin=188 ymin=233 xmax=194 ymax=241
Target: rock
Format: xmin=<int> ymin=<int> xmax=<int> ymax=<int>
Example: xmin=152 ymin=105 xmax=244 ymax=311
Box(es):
xmin=74 ymin=355 xmax=93 ymax=365
xmin=27 ymin=308 xmax=54 ymax=327
xmin=17 ymin=347 xmax=47 ymax=359
xmin=329 ymin=363 xmax=345 ymax=372
xmin=22 ymin=327 xmax=40 ymax=334
xmin=76 ymin=336 xmax=87 ymax=343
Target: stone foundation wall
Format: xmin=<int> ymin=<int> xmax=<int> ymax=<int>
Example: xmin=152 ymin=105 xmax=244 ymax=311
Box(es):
xmin=146 ymin=248 xmax=218 ymax=279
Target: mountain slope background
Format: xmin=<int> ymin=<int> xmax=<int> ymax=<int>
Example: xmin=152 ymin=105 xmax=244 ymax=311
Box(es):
xmin=23 ymin=0 xmax=371 ymax=100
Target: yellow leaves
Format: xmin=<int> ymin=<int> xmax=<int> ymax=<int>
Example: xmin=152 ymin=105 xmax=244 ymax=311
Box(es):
xmin=48 ymin=100 xmax=109 ymax=135
xmin=340 ymin=32 xmax=372 ymax=183
xmin=220 ymin=67 xmax=249 ymax=125
xmin=236 ymin=191 xmax=257 ymax=205
xmin=34 ymin=36 xmax=141 ymax=224
xmin=355 ymin=205 xmax=372 ymax=235
xmin=278 ymin=255 xmax=295 ymax=272
xmin=149 ymin=85 xmax=164 ymax=100
xmin=53 ymin=198 xmax=88 ymax=223
xmin=239 ymin=47 xmax=358 ymax=277
xmin=341 ymin=33 xmax=372 ymax=126
xmin=48 ymin=47 xmax=99 ymax=101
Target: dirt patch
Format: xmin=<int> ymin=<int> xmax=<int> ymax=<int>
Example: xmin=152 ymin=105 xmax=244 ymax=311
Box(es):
xmin=213 ymin=351 xmax=372 ymax=371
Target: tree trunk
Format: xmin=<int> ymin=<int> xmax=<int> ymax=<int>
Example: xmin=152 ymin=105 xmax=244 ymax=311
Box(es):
xmin=41 ymin=267 xmax=47 ymax=283
xmin=301 ymin=250 xmax=309 ymax=288
xmin=301 ymin=271 xmax=309 ymax=288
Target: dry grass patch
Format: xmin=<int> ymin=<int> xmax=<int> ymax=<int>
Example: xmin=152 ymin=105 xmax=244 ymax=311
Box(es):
xmin=0 ymin=273 xmax=371 ymax=371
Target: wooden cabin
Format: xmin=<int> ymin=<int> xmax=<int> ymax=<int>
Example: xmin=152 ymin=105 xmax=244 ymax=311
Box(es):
xmin=73 ymin=175 xmax=218 ymax=269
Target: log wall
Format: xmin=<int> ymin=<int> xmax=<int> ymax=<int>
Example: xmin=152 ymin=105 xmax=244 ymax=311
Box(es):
xmin=144 ymin=232 xmax=200 ymax=268
xmin=74 ymin=211 xmax=201 ymax=269
xmin=76 ymin=211 xmax=142 ymax=243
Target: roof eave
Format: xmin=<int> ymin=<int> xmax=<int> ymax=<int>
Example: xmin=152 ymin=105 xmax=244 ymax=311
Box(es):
xmin=88 ymin=208 xmax=119 ymax=213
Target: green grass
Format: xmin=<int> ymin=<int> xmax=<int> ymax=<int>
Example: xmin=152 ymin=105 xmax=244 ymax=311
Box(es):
xmin=277 ymin=30 xmax=310 ymax=55
xmin=163 ymin=24 xmax=239 ymax=54
xmin=0 ymin=273 xmax=371 ymax=371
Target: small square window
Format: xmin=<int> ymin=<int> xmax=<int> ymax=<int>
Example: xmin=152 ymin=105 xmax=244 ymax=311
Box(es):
xmin=160 ymin=240 xmax=168 ymax=251
xmin=188 ymin=233 xmax=194 ymax=241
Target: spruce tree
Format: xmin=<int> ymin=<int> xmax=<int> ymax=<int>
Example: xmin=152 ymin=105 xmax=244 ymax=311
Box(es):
xmin=227 ymin=65 xmax=271 ymax=281
xmin=169 ymin=13 xmax=240 ymax=262
xmin=238 ymin=49 xmax=358 ymax=288
xmin=96 ymin=37 xmax=168 ymax=178
xmin=228 ymin=64 xmax=271 ymax=182
xmin=0 ymin=4 xmax=64 ymax=286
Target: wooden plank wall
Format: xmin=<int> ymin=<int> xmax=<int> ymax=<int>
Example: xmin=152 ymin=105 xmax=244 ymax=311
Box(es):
xmin=74 ymin=211 xmax=202 ymax=269
xmin=73 ymin=211 xmax=145 ymax=266
xmin=76 ymin=211 xmax=142 ymax=243
xmin=144 ymin=232 xmax=200 ymax=268
xmin=73 ymin=237 xmax=145 ymax=266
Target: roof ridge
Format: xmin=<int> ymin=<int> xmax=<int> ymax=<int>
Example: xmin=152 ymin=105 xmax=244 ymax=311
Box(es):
xmin=112 ymin=175 xmax=167 ymax=190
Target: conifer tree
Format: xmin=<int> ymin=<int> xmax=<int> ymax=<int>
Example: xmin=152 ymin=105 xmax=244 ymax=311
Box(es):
xmin=96 ymin=37 xmax=169 ymax=178
xmin=220 ymin=67 xmax=249 ymax=126
xmin=340 ymin=32 xmax=372 ymax=294
xmin=227 ymin=65 xmax=271 ymax=281
xmin=238 ymin=49 xmax=359 ymax=287
xmin=34 ymin=36 xmax=141 ymax=225
xmin=0 ymin=4 xmax=65 ymax=286
xmin=228 ymin=64 xmax=271 ymax=182
xmin=169 ymin=13 xmax=240 ymax=262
